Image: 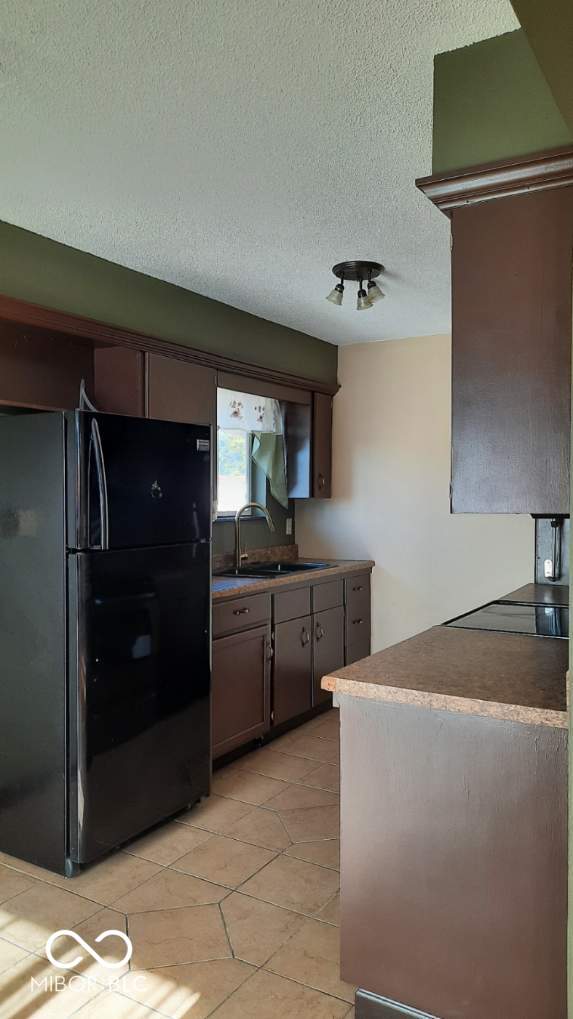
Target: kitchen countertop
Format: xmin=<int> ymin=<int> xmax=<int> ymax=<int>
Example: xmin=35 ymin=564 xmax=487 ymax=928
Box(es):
xmin=323 ymin=584 xmax=569 ymax=728
xmin=499 ymin=582 xmax=569 ymax=606
xmin=212 ymin=558 xmax=374 ymax=601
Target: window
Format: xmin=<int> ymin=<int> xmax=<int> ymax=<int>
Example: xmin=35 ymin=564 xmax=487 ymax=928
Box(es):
xmin=216 ymin=386 xmax=288 ymax=517
xmin=217 ymin=428 xmax=252 ymax=515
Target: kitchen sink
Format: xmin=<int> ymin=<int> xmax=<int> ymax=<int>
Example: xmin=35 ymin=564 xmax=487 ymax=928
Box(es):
xmin=216 ymin=561 xmax=332 ymax=578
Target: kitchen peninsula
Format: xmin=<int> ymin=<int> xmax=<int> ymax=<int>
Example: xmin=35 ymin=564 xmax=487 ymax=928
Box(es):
xmin=324 ymin=583 xmax=568 ymax=1019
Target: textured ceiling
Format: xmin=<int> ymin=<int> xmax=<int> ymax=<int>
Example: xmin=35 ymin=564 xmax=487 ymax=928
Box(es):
xmin=1 ymin=0 xmax=518 ymax=345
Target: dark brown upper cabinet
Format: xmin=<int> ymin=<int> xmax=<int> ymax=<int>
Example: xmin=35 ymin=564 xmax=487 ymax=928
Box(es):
xmin=95 ymin=349 xmax=216 ymax=426
xmin=0 ymin=320 xmax=94 ymax=411
xmin=147 ymin=353 xmax=216 ymax=427
xmin=285 ymin=392 xmax=333 ymax=500
xmin=417 ymin=148 xmax=573 ymax=515
xmin=312 ymin=392 xmax=333 ymax=498
xmin=93 ymin=347 xmax=145 ymax=416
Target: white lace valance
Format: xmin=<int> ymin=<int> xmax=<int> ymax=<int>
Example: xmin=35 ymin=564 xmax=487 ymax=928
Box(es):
xmin=217 ymin=389 xmax=283 ymax=434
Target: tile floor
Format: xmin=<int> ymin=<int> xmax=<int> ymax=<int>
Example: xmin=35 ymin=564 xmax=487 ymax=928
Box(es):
xmin=0 ymin=708 xmax=354 ymax=1018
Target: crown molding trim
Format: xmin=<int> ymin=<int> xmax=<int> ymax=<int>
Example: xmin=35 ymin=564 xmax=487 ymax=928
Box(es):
xmin=0 ymin=293 xmax=338 ymax=395
xmin=416 ymin=145 xmax=573 ymax=215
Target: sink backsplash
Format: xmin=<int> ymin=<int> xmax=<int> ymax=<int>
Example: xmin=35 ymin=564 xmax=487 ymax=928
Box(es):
xmin=213 ymin=543 xmax=299 ymax=573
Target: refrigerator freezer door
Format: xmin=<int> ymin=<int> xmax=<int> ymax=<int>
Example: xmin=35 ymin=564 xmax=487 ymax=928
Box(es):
xmin=68 ymin=411 xmax=211 ymax=550
xmin=68 ymin=543 xmax=210 ymax=863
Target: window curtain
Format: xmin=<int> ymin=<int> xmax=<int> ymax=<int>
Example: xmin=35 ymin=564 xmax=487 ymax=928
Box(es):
xmin=217 ymin=389 xmax=288 ymax=508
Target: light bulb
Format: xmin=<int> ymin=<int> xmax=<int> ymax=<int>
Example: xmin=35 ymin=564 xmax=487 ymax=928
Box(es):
xmin=367 ymin=280 xmax=385 ymax=304
xmin=326 ymin=283 xmax=344 ymax=306
xmin=356 ymin=287 xmax=373 ymax=311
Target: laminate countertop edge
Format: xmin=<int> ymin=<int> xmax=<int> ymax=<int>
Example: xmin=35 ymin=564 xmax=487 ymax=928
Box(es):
xmin=212 ymin=559 xmax=374 ymax=601
xmin=322 ymin=622 xmax=569 ymax=729
xmin=322 ymin=675 xmax=568 ymax=729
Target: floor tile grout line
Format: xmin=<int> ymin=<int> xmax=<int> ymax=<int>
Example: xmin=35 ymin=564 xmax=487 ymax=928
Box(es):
xmin=281 ymin=849 xmax=340 ymax=874
xmin=0 ymin=858 xmax=171 ymax=913
xmin=207 ymin=964 xmax=263 ymax=1018
xmin=114 ymin=891 xmax=234 ymax=916
xmin=228 ymin=887 xmax=340 ymax=925
xmin=320 ymin=885 xmax=341 ymax=913
xmin=210 ymin=781 xmax=339 ymax=811
xmin=0 ymin=880 xmax=105 ymax=926
xmin=226 ymin=759 xmax=339 ymax=789
xmin=217 ymin=900 xmax=236 ymax=960
xmin=121 ymin=829 xmax=217 ymax=868
xmin=173 ymin=821 xmax=291 ymax=854
xmin=262 ymin=960 xmax=356 ymax=1006
xmin=274 ymin=811 xmax=294 ymax=847
xmin=209 ymin=965 xmax=353 ymax=1015
xmin=169 ymin=846 xmax=281 ymax=890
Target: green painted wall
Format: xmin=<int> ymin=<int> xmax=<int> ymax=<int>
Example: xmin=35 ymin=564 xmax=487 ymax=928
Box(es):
xmin=0 ymin=219 xmax=324 ymax=556
xmin=433 ymin=30 xmax=572 ymax=174
xmin=510 ymin=0 xmax=573 ymax=134
xmin=0 ymin=220 xmax=338 ymax=386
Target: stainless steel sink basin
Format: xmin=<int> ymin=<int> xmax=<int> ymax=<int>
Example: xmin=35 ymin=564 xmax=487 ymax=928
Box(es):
xmin=216 ymin=561 xmax=332 ymax=578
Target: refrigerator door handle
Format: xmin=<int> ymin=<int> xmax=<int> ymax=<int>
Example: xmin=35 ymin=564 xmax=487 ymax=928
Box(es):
xmin=91 ymin=418 xmax=110 ymax=550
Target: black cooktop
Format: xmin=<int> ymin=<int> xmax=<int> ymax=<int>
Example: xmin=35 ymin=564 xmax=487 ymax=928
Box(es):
xmin=445 ymin=601 xmax=569 ymax=639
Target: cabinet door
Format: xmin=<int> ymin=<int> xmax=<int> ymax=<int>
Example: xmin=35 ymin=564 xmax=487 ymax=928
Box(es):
xmin=313 ymin=605 xmax=344 ymax=706
xmin=0 ymin=320 xmax=94 ymax=411
xmin=93 ymin=348 xmax=145 ymax=416
xmin=273 ymin=615 xmax=312 ymax=726
xmin=147 ymin=353 xmax=216 ymax=426
xmin=212 ymin=624 xmax=271 ymax=758
xmin=451 ymin=187 xmax=573 ymax=514
xmin=147 ymin=353 xmax=218 ymax=513
xmin=312 ymin=392 xmax=332 ymax=498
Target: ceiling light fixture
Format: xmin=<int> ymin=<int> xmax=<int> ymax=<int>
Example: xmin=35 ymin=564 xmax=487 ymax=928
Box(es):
xmin=326 ymin=278 xmax=345 ymax=305
xmin=325 ymin=261 xmax=384 ymax=311
xmin=367 ymin=269 xmax=385 ymax=304
xmin=356 ymin=280 xmax=371 ymax=311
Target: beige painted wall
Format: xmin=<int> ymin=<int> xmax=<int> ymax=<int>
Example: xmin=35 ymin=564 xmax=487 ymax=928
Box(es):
xmin=296 ymin=334 xmax=534 ymax=652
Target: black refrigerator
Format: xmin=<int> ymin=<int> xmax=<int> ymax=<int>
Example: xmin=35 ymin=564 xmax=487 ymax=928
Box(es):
xmin=0 ymin=410 xmax=211 ymax=875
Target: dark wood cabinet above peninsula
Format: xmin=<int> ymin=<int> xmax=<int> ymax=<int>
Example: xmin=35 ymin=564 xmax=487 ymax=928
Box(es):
xmin=417 ymin=146 xmax=573 ymax=515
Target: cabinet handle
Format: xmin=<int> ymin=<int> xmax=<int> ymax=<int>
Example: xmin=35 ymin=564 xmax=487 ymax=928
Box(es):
xmin=233 ymin=607 xmax=250 ymax=615
xmin=352 ymin=585 xmax=364 ymax=592
xmin=266 ymin=640 xmax=274 ymax=661
xmin=300 ymin=627 xmax=310 ymax=647
xmin=352 ymin=618 xmax=364 ymax=626
xmin=315 ymin=624 xmax=325 ymax=641
xmin=317 ymin=473 xmax=325 ymax=491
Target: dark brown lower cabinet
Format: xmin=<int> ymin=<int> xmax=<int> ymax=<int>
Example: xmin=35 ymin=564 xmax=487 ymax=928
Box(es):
xmin=273 ymin=615 xmax=313 ymax=725
xmin=313 ymin=605 xmax=344 ymax=706
xmin=212 ymin=624 xmax=271 ymax=757
xmin=345 ymin=572 xmax=371 ymax=664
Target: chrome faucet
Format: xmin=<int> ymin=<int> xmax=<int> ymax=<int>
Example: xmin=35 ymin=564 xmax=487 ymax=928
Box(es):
xmin=234 ymin=502 xmax=275 ymax=571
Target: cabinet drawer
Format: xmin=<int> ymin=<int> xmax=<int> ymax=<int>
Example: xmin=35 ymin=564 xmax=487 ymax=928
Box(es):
xmin=345 ymin=573 xmax=371 ymax=617
xmin=312 ymin=578 xmax=343 ymax=613
xmin=346 ymin=617 xmax=371 ymax=664
xmin=273 ymin=586 xmax=311 ymax=623
xmin=213 ymin=593 xmax=271 ymax=637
